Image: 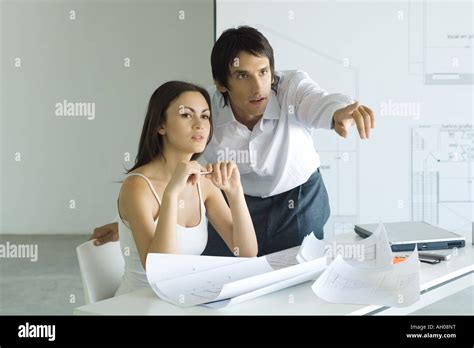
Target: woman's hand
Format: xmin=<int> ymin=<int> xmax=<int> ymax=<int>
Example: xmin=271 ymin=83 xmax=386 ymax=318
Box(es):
xmin=165 ymin=161 xmax=205 ymax=196
xmin=205 ymin=161 xmax=242 ymax=196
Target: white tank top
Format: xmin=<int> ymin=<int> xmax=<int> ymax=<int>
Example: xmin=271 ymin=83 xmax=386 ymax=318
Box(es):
xmin=114 ymin=173 xmax=208 ymax=296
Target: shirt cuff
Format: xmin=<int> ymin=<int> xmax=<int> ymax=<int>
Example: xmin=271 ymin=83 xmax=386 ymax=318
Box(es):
xmin=321 ymin=101 xmax=349 ymax=130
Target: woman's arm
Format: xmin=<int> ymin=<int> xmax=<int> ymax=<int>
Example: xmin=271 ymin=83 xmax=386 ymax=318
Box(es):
xmin=118 ymin=177 xmax=163 ymax=269
xmin=204 ymin=162 xmax=258 ymax=257
xmin=120 ymin=161 xmax=205 ymax=269
xmin=147 ymin=190 xmax=179 ymax=255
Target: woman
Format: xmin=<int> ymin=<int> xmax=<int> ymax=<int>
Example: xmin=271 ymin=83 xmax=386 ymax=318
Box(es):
xmin=114 ymin=81 xmax=258 ymax=296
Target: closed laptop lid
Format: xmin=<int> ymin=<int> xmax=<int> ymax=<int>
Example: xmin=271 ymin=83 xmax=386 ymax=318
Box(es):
xmin=354 ymin=221 xmax=465 ymax=245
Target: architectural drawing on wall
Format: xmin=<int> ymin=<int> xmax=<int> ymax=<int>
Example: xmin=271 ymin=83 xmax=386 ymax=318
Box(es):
xmin=411 ymin=124 xmax=473 ymax=238
xmin=409 ymin=0 xmax=473 ymax=84
xmin=424 ymin=1 xmax=473 ymax=85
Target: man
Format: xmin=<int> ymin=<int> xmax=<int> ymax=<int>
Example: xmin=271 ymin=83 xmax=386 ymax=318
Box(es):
xmin=91 ymin=26 xmax=374 ymax=256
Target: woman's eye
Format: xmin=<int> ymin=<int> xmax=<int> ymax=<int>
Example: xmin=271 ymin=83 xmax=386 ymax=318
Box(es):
xmin=261 ymin=69 xmax=268 ymax=75
xmin=202 ymin=115 xmax=210 ymax=119
xmin=181 ymin=113 xmax=191 ymax=118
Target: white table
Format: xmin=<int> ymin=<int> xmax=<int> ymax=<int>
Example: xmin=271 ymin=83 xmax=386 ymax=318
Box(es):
xmin=74 ymin=235 xmax=474 ymax=315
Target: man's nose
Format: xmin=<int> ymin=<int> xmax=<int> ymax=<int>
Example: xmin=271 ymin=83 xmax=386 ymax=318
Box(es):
xmin=250 ymin=76 xmax=263 ymax=94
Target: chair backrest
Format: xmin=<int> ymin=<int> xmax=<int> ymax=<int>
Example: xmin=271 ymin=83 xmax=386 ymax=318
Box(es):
xmin=76 ymin=240 xmax=125 ymax=304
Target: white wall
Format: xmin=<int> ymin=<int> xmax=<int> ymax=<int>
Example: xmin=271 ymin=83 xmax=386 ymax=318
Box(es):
xmin=1 ymin=0 xmax=215 ymax=234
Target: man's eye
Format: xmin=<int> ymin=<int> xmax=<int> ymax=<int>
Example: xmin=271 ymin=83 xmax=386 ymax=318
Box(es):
xmin=237 ymin=73 xmax=247 ymax=79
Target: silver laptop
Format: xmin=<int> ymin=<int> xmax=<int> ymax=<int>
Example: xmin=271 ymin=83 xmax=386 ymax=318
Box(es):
xmin=354 ymin=221 xmax=466 ymax=252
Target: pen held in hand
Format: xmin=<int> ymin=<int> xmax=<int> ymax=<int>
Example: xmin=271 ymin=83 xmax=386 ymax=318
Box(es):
xmin=188 ymin=171 xmax=213 ymax=185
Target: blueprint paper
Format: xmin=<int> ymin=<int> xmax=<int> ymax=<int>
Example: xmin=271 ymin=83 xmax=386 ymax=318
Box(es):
xmin=312 ymin=247 xmax=420 ymax=307
xmin=146 ymin=253 xmax=327 ymax=307
xmin=296 ymin=233 xmax=328 ymax=263
xmin=203 ymin=256 xmax=327 ymax=308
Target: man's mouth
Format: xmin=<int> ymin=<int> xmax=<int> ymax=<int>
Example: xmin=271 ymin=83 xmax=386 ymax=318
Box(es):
xmin=250 ymin=97 xmax=265 ymax=105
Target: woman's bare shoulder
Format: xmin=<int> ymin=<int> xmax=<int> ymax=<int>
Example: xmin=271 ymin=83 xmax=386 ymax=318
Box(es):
xmin=119 ymin=173 xmax=156 ymax=208
xmin=199 ymin=176 xmax=220 ymax=202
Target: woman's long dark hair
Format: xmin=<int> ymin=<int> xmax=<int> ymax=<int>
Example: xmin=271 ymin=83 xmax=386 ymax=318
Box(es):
xmin=126 ymin=81 xmax=213 ymax=174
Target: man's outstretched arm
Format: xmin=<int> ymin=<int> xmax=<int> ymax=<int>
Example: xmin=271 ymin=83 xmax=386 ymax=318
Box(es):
xmin=279 ymin=70 xmax=375 ymax=139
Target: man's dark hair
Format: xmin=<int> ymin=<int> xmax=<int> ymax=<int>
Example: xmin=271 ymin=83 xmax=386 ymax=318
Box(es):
xmin=211 ymin=26 xmax=279 ymax=106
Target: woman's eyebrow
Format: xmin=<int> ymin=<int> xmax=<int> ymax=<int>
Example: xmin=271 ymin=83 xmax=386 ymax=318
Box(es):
xmin=181 ymin=106 xmax=210 ymax=113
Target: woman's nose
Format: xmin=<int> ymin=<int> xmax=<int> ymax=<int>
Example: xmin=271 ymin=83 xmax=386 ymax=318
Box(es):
xmin=193 ymin=119 xmax=204 ymax=129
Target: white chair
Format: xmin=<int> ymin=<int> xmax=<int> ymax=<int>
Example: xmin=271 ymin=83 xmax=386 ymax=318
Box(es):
xmin=76 ymin=239 xmax=125 ymax=304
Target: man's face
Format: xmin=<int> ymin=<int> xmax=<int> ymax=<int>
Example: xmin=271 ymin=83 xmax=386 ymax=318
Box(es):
xmin=217 ymin=50 xmax=273 ymax=120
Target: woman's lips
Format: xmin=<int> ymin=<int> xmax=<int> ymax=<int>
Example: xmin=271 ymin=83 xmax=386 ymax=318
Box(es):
xmin=191 ymin=135 xmax=204 ymax=142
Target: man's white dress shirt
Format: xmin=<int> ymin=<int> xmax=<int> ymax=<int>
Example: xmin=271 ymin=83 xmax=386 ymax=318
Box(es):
xmin=202 ymin=70 xmax=353 ymax=198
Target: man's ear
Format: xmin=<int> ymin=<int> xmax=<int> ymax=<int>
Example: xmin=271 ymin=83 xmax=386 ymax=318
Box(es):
xmin=214 ymin=79 xmax=228 ymax=93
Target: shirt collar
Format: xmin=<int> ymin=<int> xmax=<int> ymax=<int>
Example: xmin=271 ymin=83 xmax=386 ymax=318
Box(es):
xmin=262 ymin=92 xmax=280 ymax=120
xmin=214 ymin=99 xmax=235 ymax=127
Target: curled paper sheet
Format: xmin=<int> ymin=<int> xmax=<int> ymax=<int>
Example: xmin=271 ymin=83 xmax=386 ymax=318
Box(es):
xmin=296 ymin=223 xmax=394 ymax=268
xmin=146 ymin=253 xmax=327 ymax=308
xmin=203 ymin=257 xmax=327 ymax=308
xmin=296 ymin=232 xmax=327 ymax=263
xmin=311 ymin=241 xmax=421 ymax=308
xmin=325 ymin=222 xmax=394 ymax=268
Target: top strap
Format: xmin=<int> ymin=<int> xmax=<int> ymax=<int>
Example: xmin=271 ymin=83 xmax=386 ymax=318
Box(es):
xmin=126 ymin=173 xmax=205 ymax=211
xmin=197 ymin=180 xmax=204 ymax=204
xmin=126 ymin=173 xmax=162 ymax=205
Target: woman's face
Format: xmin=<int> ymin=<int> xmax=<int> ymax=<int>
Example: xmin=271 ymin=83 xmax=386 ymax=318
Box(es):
xmin=159 ymin=91 xmax=211 ymax=155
